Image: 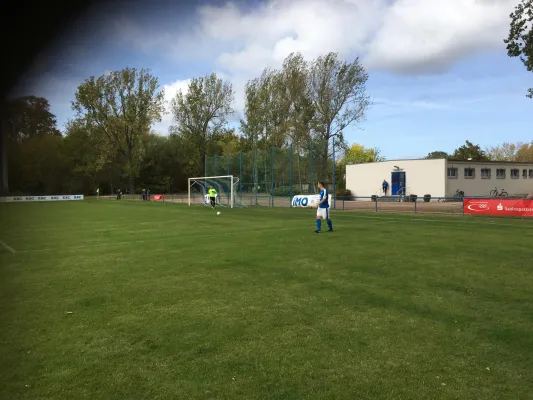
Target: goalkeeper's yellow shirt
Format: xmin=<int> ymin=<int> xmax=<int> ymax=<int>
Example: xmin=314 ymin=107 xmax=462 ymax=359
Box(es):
xmin=208 ymin=189 xmax=217 ymax=197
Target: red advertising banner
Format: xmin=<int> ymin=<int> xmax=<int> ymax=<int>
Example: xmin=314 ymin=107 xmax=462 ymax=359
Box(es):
xmin=464 ymin=198 xmax=533 ymax=217
xmin=153 ymin=195 xmax=164 ymax=201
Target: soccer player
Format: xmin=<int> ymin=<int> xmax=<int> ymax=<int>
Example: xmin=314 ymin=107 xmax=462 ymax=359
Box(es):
xmin=314 ymin=181 xmax=333 ymax=233
xmin=208 ymin=186 xmax=217 ymax=208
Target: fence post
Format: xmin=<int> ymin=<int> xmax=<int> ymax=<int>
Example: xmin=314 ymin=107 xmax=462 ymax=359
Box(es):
xmin=254 ymin=149 xmax=258 ymax=206
xmin=414 ymin=198 xmax=417 ymax=214
xmin=375 ymin=196 xmax=378 ymax=212
xmin=227 ymin=154 xmax=231 ymax=204
xmin=271 ymin=146 xmax=275 ymax=207
xmin=332 ymin=137 xmax=336 ymax=209
xmin=239 ymin=152 xmax=243 ymax=202
xmin=462 ymin=197 xmax=465 ymax=216
xmin=309 ymin=140 xmax=313 ymax=193
xmin=289 ymin=143 xmax=293 ymax=207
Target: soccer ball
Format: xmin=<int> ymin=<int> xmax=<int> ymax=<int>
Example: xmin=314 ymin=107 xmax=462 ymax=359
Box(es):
xmin=217 ymin=212 xmax=221 ymax=216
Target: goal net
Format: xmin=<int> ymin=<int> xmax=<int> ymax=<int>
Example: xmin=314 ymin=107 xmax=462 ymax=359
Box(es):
xmin=188 ymin=175 xmax=245 ymax=208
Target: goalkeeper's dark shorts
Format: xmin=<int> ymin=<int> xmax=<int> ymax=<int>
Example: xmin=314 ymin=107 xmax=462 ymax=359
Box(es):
xmin=210 ymin=197 xmax=216 ymax=205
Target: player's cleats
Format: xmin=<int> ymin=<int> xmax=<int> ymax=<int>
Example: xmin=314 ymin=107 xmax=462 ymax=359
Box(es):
xmin=314 ymin=230 xmax=320 ymax=233
xmin=328 ymin=229 xmax=333 ymax=232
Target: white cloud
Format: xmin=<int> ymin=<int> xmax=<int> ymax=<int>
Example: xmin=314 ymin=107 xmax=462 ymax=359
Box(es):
xmin=119 ymin=0 xmax=516 ymax=115
xmin=152 ymin=78 xmax=191 ymax=134
xmin=364 ymin=0 xmax=517 ymax=74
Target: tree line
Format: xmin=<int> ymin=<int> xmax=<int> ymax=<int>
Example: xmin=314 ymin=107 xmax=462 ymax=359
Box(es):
xmin=3 ymin=0 xmax=533 ymax=198
xmin=3 ymin=52 xmax=371 ymax=195
xmin=425 ymin=140 xmax=533 ymax=162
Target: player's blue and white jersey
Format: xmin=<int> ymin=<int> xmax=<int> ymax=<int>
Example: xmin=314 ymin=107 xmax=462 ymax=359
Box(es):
xmin=319 ymin=188 xmax=329 ymax=208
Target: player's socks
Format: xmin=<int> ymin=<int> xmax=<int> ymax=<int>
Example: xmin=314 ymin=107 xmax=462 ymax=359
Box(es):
xmin=316 ymin=219 xmax=321 ymax=232
xmin=327 ymin=219 xmax=333 ymax=231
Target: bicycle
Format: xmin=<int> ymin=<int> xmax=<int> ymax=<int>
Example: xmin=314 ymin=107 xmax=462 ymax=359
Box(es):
xmin=489 ymin=187 xmax=508 ymax=197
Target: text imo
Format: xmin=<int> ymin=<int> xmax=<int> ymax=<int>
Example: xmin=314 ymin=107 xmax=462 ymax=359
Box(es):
xmin=292 ymin=197 xmax=309 ymax=207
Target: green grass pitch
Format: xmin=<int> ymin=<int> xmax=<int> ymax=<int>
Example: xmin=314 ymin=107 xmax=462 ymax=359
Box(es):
xmin=1 ymin=200 xmax=532 ymax=399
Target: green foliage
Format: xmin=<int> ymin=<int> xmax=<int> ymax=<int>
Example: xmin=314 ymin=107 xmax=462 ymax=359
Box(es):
xmin=504 ymin=0 xmax=533 ymax=98
xmin=425 ymin=151 xmax=449 ymax=159
xmin=72 ymin=68 xmax=165 ymax=191
xmin=424 ymin=194 xmax=431 ymax=203
xmin=486 ymin=141 xmax=533 ymax=162
xmin=450 ymin=140 xmax=489 ymax=161
xmin=5 ymin=96 xmax=61 ymax=141
xmin=171 ymin=73 xmax=234 ymax=175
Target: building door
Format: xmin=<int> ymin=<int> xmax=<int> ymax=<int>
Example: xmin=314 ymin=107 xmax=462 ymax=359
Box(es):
xmin=391 ymin=171 xmax=406 ymax=195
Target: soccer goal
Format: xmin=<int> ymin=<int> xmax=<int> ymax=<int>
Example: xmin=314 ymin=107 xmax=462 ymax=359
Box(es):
xmin=187 ymin=175 xmax=245 ymax=208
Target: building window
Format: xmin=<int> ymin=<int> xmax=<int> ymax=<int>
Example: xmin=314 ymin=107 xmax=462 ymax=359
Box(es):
xmin=496 ymin=169 xmax=506 ymax=179
xmin=481 ymin=168 xmax=491 ymax=179
xmin=523 ymin=169 xmax=528 ymax=179
xmin=464 ymin=168 xmax=475 ymax=179
xmin=529 ymin=169 xmax=533 ymax=179
xmin=447 ymin=167 xmax=458 ymax=179
xmin=511 ymin=169 xmax=519 ymax=179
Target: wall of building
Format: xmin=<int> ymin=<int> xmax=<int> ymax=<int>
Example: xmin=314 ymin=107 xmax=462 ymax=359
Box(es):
xmin=445 ymin=161 xmax=533 ymax=197
xmin=345 ymin=159 xmax=446 ymax=199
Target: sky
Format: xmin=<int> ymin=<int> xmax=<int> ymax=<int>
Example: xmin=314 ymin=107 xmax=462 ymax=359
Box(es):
xmin=13 ymin=0 xmax=533 ymax=159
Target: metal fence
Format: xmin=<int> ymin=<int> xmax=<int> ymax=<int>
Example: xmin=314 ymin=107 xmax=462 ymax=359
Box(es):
xmin=205 ymin=138 xmax=339 ymax=207
xmin=116 ymin=193 xmax=475 ymax=216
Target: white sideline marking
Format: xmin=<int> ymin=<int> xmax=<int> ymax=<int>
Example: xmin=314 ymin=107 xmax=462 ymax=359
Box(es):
xmin=0 ymin=240 xmax=16 ymax=254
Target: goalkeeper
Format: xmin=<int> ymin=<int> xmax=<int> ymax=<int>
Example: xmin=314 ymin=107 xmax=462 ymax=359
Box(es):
xmin=208 ymin=186 xmax=217 ymax=208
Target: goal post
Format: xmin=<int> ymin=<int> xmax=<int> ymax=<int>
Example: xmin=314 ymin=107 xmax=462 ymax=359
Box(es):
xmin=188 ymin=175 xmax=244 ymax=208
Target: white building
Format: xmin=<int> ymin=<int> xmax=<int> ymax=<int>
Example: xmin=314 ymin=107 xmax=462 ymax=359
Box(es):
xmin=346 ymin=159 xmax=533 ymax=199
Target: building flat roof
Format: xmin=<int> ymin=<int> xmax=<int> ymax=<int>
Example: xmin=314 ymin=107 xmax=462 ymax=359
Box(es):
xmin=346 ymin=158 xmax=533 ymax=166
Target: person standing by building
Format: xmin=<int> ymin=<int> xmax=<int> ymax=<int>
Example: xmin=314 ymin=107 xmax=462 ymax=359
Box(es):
xmin=382 ymin=179 xmax=389 ymax=195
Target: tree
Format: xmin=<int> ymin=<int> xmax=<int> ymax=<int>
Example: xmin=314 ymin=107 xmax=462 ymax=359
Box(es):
xmin=3 ymin=95 xmax=62 ymax=194
xmin=308 ymin=52 xmax=370 ymax=167
xmin=170 ymin=73 xmax=234 ymax=175
xmin=425 ymin=151 xmax=449 ymax=159
xmin=8 ymin=134 xmax=65 ymax=194
xmin=485 ymin=141 xmax=533 ymax=162
xmin=486 ymin=142 xmax=524 ymax=161
xmin=341 ymin=143 xmax=385 ymax=165
xmin=515 ymin=141 xmax=533 ymax=161
xmin=504 ymin=0 xmax=533 ymax=98
xmin=72 ymin=68 xmax=165 ymax=192
xmin=240 ymin=68 xmax=288 ymax=150
xmin=279 ymin=53 xmax=315 ymax=192
xmin=5 ymin=96 xmax=61 ymax=142
xmin=450 ymin=140 xmax=489 ymax=161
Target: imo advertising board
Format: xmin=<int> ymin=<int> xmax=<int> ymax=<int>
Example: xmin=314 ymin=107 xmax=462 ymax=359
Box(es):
xmin=464 ymin=198 xmax=533 ymax=217
xmin=291 ymin=194 xmax=333 ymax=208
xmin=0 ymin=195 xmax=84 ymax=202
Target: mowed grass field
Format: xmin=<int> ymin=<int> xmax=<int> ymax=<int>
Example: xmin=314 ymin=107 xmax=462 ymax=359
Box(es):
xmin=1 ymin=200 xmax=532 ymax=400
